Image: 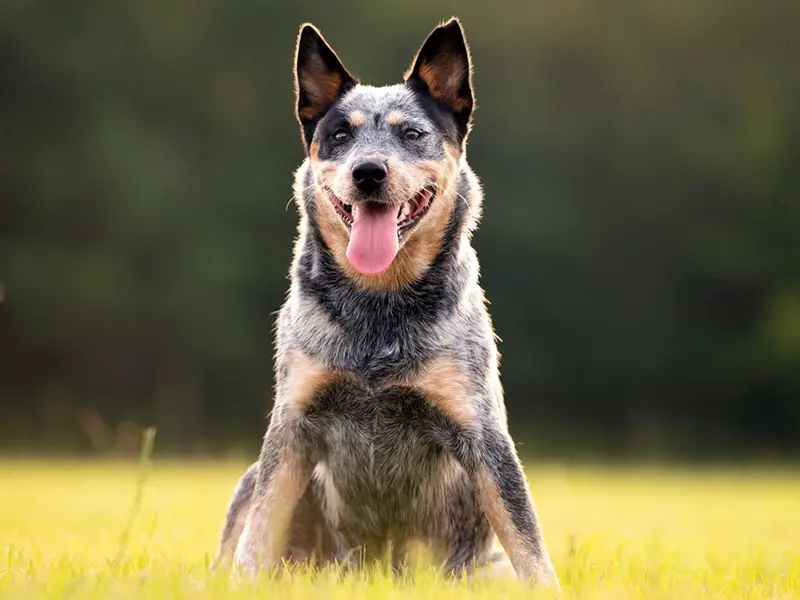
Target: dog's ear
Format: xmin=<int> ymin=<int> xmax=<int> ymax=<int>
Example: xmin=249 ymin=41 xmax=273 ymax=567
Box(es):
xmin=294 ymin=23 xmax=358 ymax=150
xmin=405 ymin=18 xmax=474 ymax=141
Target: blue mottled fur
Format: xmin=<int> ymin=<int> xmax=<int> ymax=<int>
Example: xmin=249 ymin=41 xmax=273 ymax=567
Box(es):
xmin=212 ymin=17 xmax=558 ymax=588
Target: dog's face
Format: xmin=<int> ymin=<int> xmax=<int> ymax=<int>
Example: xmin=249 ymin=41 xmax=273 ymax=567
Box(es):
xmin=294 ymin=19 xmax=475 ymax=286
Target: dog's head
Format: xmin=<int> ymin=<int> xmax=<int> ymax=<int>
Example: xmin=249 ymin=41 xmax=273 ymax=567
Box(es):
xmin=294 ymin=18 xmax=478 ymax=288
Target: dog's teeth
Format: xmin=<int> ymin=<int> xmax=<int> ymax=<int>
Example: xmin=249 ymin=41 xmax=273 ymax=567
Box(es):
xmin=398 ymin=203 xmax=410 ymax=222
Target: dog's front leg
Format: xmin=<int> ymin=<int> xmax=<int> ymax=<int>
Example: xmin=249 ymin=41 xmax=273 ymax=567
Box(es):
xmin=233 ymin=408 xmax=315 ymax=580
xmin=466 ymin=422 xmax=559 ymax=588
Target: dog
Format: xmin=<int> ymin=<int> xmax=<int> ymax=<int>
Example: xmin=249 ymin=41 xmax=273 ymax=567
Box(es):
xmin=212 ymin=17 xmax=558 ymax=588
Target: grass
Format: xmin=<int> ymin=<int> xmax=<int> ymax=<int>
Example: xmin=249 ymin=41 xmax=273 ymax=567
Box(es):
xmin=0 ymin=457 xmax=798 ymax=599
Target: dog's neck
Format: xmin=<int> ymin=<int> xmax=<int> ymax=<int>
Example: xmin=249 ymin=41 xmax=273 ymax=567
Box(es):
xmin=283 ymin=163 xmax=484 ymax=376
xmin=297 ymin=199 xmax=473 ymax=318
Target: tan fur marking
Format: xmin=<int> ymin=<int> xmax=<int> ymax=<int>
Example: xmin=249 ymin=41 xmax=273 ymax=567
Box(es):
xmin=314 ymin=189 xmax=352 ymax=270
xmin=475 ymin=469 xmax=554 ymax=585
xmin=309 ymin=142 xmax=320 ymax=161
xmin=298 ymin=106 xmax=316 ymax=120
xmin=410 ymin=356 xmax=475 ymax=427
xmin=417 ymin=55 xmax=471 ymax=113
xmin=298 ymin=55 xmax=344 ymax=121
xmin=312 ymin=162 xmax=338 ymax=184
xmin=242 ymin=451 xmax=309 ymax=566
xmin=313 ymin=188 xmax=449 ymax=293
xmin=475 ymin=469 xmax=534 ymax=579
xmin=348 ymin=110 xmax=366 ymax=127
xmin=283 ymin=350 xmax=338 ymax=413
xmin=386 ymin=110 xmax=405 ymax=125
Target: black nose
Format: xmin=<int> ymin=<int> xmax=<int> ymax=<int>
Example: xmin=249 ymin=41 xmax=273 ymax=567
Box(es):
xmin=352 ymin=162 xmax=387 ymax=194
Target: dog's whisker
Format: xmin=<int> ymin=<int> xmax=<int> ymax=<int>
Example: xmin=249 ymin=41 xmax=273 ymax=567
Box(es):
xmin=285 ymin=195 xmax=302 ymax=211
xmin=286 ymin=178 xmax=334 ymax=211
xmin=430 ymin=180 xmax=469 ymax=210
xmin=455 ymin=191 xmax=470 ymax=210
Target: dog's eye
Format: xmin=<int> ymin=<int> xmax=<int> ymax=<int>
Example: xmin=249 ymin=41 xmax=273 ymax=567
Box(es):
xmin=332 ymin=129 xmax=350 ymax=143
xmin=403 ymin=129 xmax=422 ymax=141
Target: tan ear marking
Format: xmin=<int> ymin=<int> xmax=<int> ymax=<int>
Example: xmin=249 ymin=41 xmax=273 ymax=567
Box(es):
xmin=418 ymin=56 xmax=469 ymax=112
xmin=294 ymin=24 xmax=356 ymax=125
xmin=298 ymin=63 xmax=344 ymax=120
xmin=404 ymin=19 xmax=474 ymax=116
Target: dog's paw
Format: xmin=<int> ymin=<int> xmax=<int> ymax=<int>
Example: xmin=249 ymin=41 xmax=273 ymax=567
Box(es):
xmin=532 ymin=565 xmax=562 ymax=594
xmin=231 ymin=539 xmax=261 ymax=586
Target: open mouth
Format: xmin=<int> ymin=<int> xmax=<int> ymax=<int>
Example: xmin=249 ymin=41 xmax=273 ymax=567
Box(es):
xmin=323 ymin=185 xmax=436 ymax=276
xmin=324 ymin=186 xmax=435 ymax=236
xmin=397 ymin=187 xmax=435 ymax=233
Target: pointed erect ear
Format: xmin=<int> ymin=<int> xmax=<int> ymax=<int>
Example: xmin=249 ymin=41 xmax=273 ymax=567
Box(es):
xmin=404 ymin=18 xmax=474 ymax=141
xmin=294 ymin=23 xmax=358 ymax=150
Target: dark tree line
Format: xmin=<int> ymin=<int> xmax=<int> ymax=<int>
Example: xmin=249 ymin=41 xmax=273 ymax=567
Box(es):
xmin=1 ymin=1 xmax=798 ymax=458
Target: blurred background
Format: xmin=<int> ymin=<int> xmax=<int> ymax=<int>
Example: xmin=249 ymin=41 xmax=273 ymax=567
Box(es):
xmin=1 ymin=1 xmax=798 ymax=461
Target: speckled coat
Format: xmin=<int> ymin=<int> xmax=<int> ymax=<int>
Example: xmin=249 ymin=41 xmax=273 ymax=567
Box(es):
xmin=212 ymin=17 xmax=558 ymax=588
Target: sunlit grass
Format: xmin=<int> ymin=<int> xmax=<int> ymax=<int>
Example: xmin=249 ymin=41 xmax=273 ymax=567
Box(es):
xmin=1 ymin=458 xmax=798 ymax=598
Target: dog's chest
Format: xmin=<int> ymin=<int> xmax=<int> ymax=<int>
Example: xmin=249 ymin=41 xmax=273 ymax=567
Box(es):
xmin=308 ymin=383 xmax=464 ymax=542
xmin=318 ymin=386 xmax=440 ymax=492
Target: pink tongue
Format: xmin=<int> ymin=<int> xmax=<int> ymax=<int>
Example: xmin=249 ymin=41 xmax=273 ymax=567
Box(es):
xmin=346 ymin=202 xmax=400 ymax=275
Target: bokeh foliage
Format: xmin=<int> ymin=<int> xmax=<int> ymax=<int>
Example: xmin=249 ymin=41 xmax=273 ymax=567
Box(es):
xmin=1 ymin=0 xmax=798 ymax=456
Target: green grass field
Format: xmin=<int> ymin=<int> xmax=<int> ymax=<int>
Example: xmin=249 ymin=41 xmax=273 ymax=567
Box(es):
xmin=1 ymin=459 xmax=797 ymax=599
